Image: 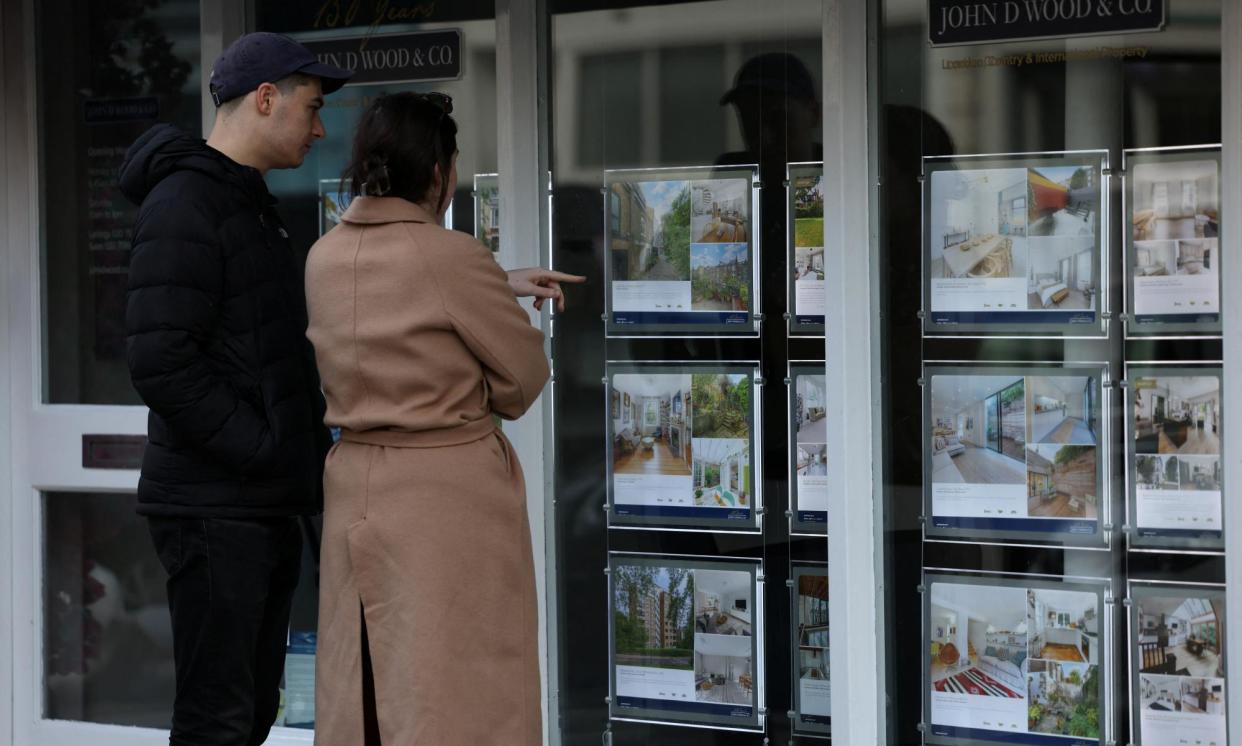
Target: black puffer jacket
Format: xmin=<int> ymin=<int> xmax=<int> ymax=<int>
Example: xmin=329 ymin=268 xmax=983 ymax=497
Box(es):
xmin=120 ymin=124 xmax=331 ymax=517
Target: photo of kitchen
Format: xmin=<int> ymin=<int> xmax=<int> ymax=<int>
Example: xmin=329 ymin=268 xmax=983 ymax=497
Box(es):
xmin=1137 ymin=596 xmax=1225 ymax=679
xmin=1027 ymin=375 xmax=1097 ymax=445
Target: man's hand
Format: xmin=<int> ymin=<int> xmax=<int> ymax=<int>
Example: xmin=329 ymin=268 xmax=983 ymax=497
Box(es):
xmin=506 ymin=267 xmax=587 ymax=312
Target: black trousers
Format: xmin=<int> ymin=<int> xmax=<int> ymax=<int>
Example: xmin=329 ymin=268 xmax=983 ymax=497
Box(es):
xmin=148 ymin=516 xmax=303 ymax=746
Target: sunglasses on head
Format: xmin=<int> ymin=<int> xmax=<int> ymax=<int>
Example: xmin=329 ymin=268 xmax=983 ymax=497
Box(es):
xmin=413 ymin=91 xmax=453 ymax=114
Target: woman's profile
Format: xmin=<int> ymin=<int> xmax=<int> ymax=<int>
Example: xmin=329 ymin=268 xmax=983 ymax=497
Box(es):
xmin=305 ymin=91 xmax=578 ymax=745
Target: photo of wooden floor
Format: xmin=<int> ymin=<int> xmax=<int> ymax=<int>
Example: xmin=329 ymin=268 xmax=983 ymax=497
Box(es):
xmin=613 ymin=441 xmax=691 ymax=476
xmin=1036 ymin=643 xmax=1085 ymax=662
xmin=1158 ymin=427 xmax=1220 ymax=455
xmin=1031 ymin=415 xmax=1095 ymax=444
xmin=950 ymin=446 xmax=1025 ymax=484
xmin=1026 ymin=492 xmax=1096 ymax=519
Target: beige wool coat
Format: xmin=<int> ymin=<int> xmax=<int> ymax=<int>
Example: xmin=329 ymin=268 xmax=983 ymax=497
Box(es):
xmin=304 ymin=196 xmax=549 ymax=745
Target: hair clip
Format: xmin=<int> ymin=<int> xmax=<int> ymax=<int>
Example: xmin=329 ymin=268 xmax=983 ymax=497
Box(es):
xmin=361 ymin=161 xmax=391 ymax=197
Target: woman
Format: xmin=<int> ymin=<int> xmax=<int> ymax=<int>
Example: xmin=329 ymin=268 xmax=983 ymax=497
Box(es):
xmin=305 ymin=92 xmax=579 ymax=744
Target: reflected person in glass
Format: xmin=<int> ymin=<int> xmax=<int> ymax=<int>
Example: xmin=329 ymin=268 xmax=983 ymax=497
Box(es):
xmin=305 ymin=91 xmax=581 ymax=745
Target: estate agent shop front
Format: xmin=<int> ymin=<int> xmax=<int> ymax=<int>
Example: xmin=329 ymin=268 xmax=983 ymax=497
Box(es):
xmin=2 ymin=0 xmax=1242 ymax=744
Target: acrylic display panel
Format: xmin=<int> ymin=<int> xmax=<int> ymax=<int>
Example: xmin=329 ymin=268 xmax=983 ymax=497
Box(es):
xmin=791 ymin=564 xmax=830 ymax=735
xmin=1123 ymin=146 xmax=1222 ymax=335
xmin=789 ymin=363 xmax=828 ymax=534
xmin=788 ymin=162 xmax=826 ymax=332
xmin=608 ymin=553 xmax=764 ymax=731
xmin=1128 ymin=583 xmax=1226 ymax=746
xmin=318 ymin=178 xmax=352 ymax=236
xmin=474 ymin=173 xmax=500 ymax=253
xmin=607 ymin=362 xmax=761 ymax=531
xmin=604 ymin=166 xmax=760 ymax=335
xmin=924 ymin=364 xmax=1109 ymax=545
xmin=924 ymin=572 xmax=1109 ymax=746
xmin=923 ymin=151 xmax=1108 ymax=336
xmin=1126 ymin=365 xmax=1224 ymax=550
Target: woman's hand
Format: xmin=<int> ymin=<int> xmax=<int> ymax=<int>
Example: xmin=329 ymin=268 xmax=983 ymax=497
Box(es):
xmin=507 ymin=267 xmax=586 ymax=312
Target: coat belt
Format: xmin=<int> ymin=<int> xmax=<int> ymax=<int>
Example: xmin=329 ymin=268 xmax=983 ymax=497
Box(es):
xmin=338 ymin=417 xmax=497 ymax=448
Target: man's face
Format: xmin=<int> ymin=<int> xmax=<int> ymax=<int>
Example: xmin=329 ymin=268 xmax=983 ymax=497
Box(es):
xmin=268 ymin=77 xmax=325 ymax=169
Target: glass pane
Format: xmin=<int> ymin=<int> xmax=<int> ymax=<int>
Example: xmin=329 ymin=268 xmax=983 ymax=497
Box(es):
xmin=37 ymin=0 xmax=202 ymax=404
xmin=43 ymin=492 xmax=173 ymax=726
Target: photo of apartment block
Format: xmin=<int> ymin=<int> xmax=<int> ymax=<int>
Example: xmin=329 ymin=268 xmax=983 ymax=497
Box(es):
xmin=612 ymin=565 xmax=694 ymax=670
xmin=1134 ymin=376 xmax=1221 ymax=455
xmin=1132 ymin=159 xmax=1219 ymax=241
xmin=693 ymin=569 xmax=754 ymax=706
xmin=1027 ymin=237 xmax=1096 ymax=310
xmin=691 ymin=178 xmax=749 ymax=244
xmin=1137 ymin=596 xmax=1225 ymax=679
xmin=929 ymin=583 xmax=1028 ymax=699
xmin=608 ymin=179 xmax=690 ymax=282
xmin=929 ymin=168 xmax=1028 ymax=279
xmin=1026 ymin=445 xmax=1097 ymax=519
xmin=1027 ymin=165 xmax=1098 ymax=238
xmin=930 ymin=376 xmax=1026 ymax=486
xmin=1028 ymin=589 xmax=1099 ymax=665
xmin=612 ymin=374 xmax=692 ymax=477
xmin=1028 ymin=375 xmax=1097 ymax=445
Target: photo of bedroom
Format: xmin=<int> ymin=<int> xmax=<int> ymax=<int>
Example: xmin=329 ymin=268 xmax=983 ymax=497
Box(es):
xmin=929 ymin=583 xmax=1028 ymax=699
xmin=1028 ymin=589 xmax=1099 ymax=666
xmin=1027 ymin=165 xmax=1098 ymax=237
xmin=612 ymin=374 xmax=693 ymax=477
xmin=691 ymin=178 xmax=749 ymax=244
xmin=795 ymin=375 xmax=826 ymax=444
xmin=1028 ymin=375 xmax=1097 ymax=445
xmin=1132 ymin=158 xmax=1219 ymax=241
xmin=1141 ymin=674 xmax=1184 ymax=712
xmin=690 ymin=243 xmax=749 ymax=311
xmin=929 ymin=168 xmax=1029 ymax=279
xmin=1133 ymin=240 xmax=1178 ymax=277
xmin=694 ymin=569 xmax=754 ymax=706
xmin=612 ymin=564 xmax=694 ymax=670
xmin=1137 ymin=596 xmax=1225 ymax=679
xmin=1027 ymin=237 xmax=1096 ymax=310
xmin=1026 ymin=445 xmax=1097 ymax=519
xmin=1027 ymin=659 xmax=1100 ymax=738
xmin=930 ymin=376 xmax=1027 ymax=485
xmin=1133 ymin=376 xmax=1221 ymax=455
xmin=608 ymin=179 xmax=691 ymax=283
xmin=794 ymin=247 xmax=824 ymax=281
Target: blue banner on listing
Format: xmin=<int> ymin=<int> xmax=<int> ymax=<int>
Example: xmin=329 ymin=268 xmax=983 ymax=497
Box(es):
xmin=616 ymin=695 xmax=754 ymax=720
xmin=799 ymin=712 xmax=830 ymax=725
xmin=614 ymin=504 xmax=751 ymax=522
xmin=1133 ymin=313 xmax=1220 ymax=324
xmin=931 ymin=311 xmax=1096 ymax=325
xmin=932 ymin=516 xmax=1097 ymax=535
xmin=930 ymin=724 xmax=1096 ymax=746
xmin=612 ymin=311 xmax=750 ymax=326
xmin=794 ymin=314 xmax=825 ymax=326
xmin=1137 ymin=527 xmax=1223 ymax=539
xmin=798 ymin=510 xmax=826 ymax=525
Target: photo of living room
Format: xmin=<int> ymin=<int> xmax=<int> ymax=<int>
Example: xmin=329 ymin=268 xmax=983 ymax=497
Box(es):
xmin=611 ymin=374 xmax=693 ymax=477
xmin=794 ymin=246 xmax=824 ymax=281
xmin=693 ymin=568 xmax=754 ymax=706
xmin=1027 ymin=375 xmax=1097 ymax=445
xmin=1133 ymin=376 xmax=1221 ymax=455
xmin=1027 ymin=659 xmax=1100 ymax=738
xmin=1027 ymin=237 xmax=1096 ymax=310
xmin=1136 ymin=454 xmax=1183 ymax=491
xmin=690 ymin=243 xmax=749 ymax=311
xmin=929 ymin=168 xmax=1029 ymax=279
xmin=1141 ymin=674 xmax=1183 ymax=712
xmin=1028 ymin=588 xmax=1099 ymax=666
xmin=612 ymin=564 xmax=694 ymax=671
xmin=608 ymin=179 xmax=691 ymax=282
xmin=930 ymin=375 xmax=1027 ymax=486
xmin=1132 ymin=158 xmax=1219 ymax=241
xmin=1137 ymin=596 xmax=1225 ymax=679
xmin=797 ymin=573 xmax=829 ymax=681
xmin=1026 ymin=445 xmax=1097 ymax=519
xmin=691 ymin=178 xmax=749 ymax=244
xmin=1027 ymin=165 xmax=1098 ymax=237
xmin=795 ymin=375 xmax=826 ymax=444
xmin=929 ymin=583 xmax=1028 ymax=699
xmin=1133 ymin=240 xmax=1178 ymax=277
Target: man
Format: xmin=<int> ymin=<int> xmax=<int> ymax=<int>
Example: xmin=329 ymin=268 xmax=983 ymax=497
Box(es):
xmin=118 ymin=33 xmax=352 ymax=746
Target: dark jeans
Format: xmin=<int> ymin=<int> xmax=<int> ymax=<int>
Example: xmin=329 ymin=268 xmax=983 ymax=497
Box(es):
xmin=148 ymin=516 xmax=303 ymax=746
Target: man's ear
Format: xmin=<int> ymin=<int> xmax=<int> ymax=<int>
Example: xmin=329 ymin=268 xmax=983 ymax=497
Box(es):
xmin=254 ymin=82 xmax=279 ymax=116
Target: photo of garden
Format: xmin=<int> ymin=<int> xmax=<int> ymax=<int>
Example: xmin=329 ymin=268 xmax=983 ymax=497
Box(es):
xmin=608 ymin=179 xmax=691 ymax=282
xmin=793 ymin=173 xmax=824 ymax=248
xmin=613 ymin=564 xmax=695 ymax=671
xmin=1026 ymin=659 xmax=1100 ymax=738
xmin=691 ymin=243 xmax=750 ymax=311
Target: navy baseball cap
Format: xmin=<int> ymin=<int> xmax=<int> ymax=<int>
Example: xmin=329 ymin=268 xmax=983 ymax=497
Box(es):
xmin=209 ymin=32 xmax=353 ymax=107
xmin=719 ymin=52 xmax=818 ymax=106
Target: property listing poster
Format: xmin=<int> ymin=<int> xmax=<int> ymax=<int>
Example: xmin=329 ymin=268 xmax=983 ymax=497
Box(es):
xmin=609 ymin=366 xmax=756 ymax=528
xmin=925 ymin=153 xmax=1104 ymax=330
xmin=792 ymin=566 xmax=830 ymax=731
xmin=318 ymin=178 xmax=352 ymax=236
xmin=1126 ymin=147 xmax=1221 ymax=327
xmin=1131 ymin=586 xmax=1226 ymax=746
xmin=927 ymin=368 xmax=1104 ymax=539
xmin=606 ymin=167 xmax=757 ymax=332
xmin=791 ymin=366 xmax=828 ymax=530
xmin=610 ymin=556 xmax=760 ymax=728
xmin=474 ymin=173 xmax=500 ymax=253
xmin=927 ymin=576 xmax=1104 ymax=746
xmin=789 ymin=163 xmax=826 ymax=327
xmin=1129 ymin=368 xmax=1223 ymax=543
